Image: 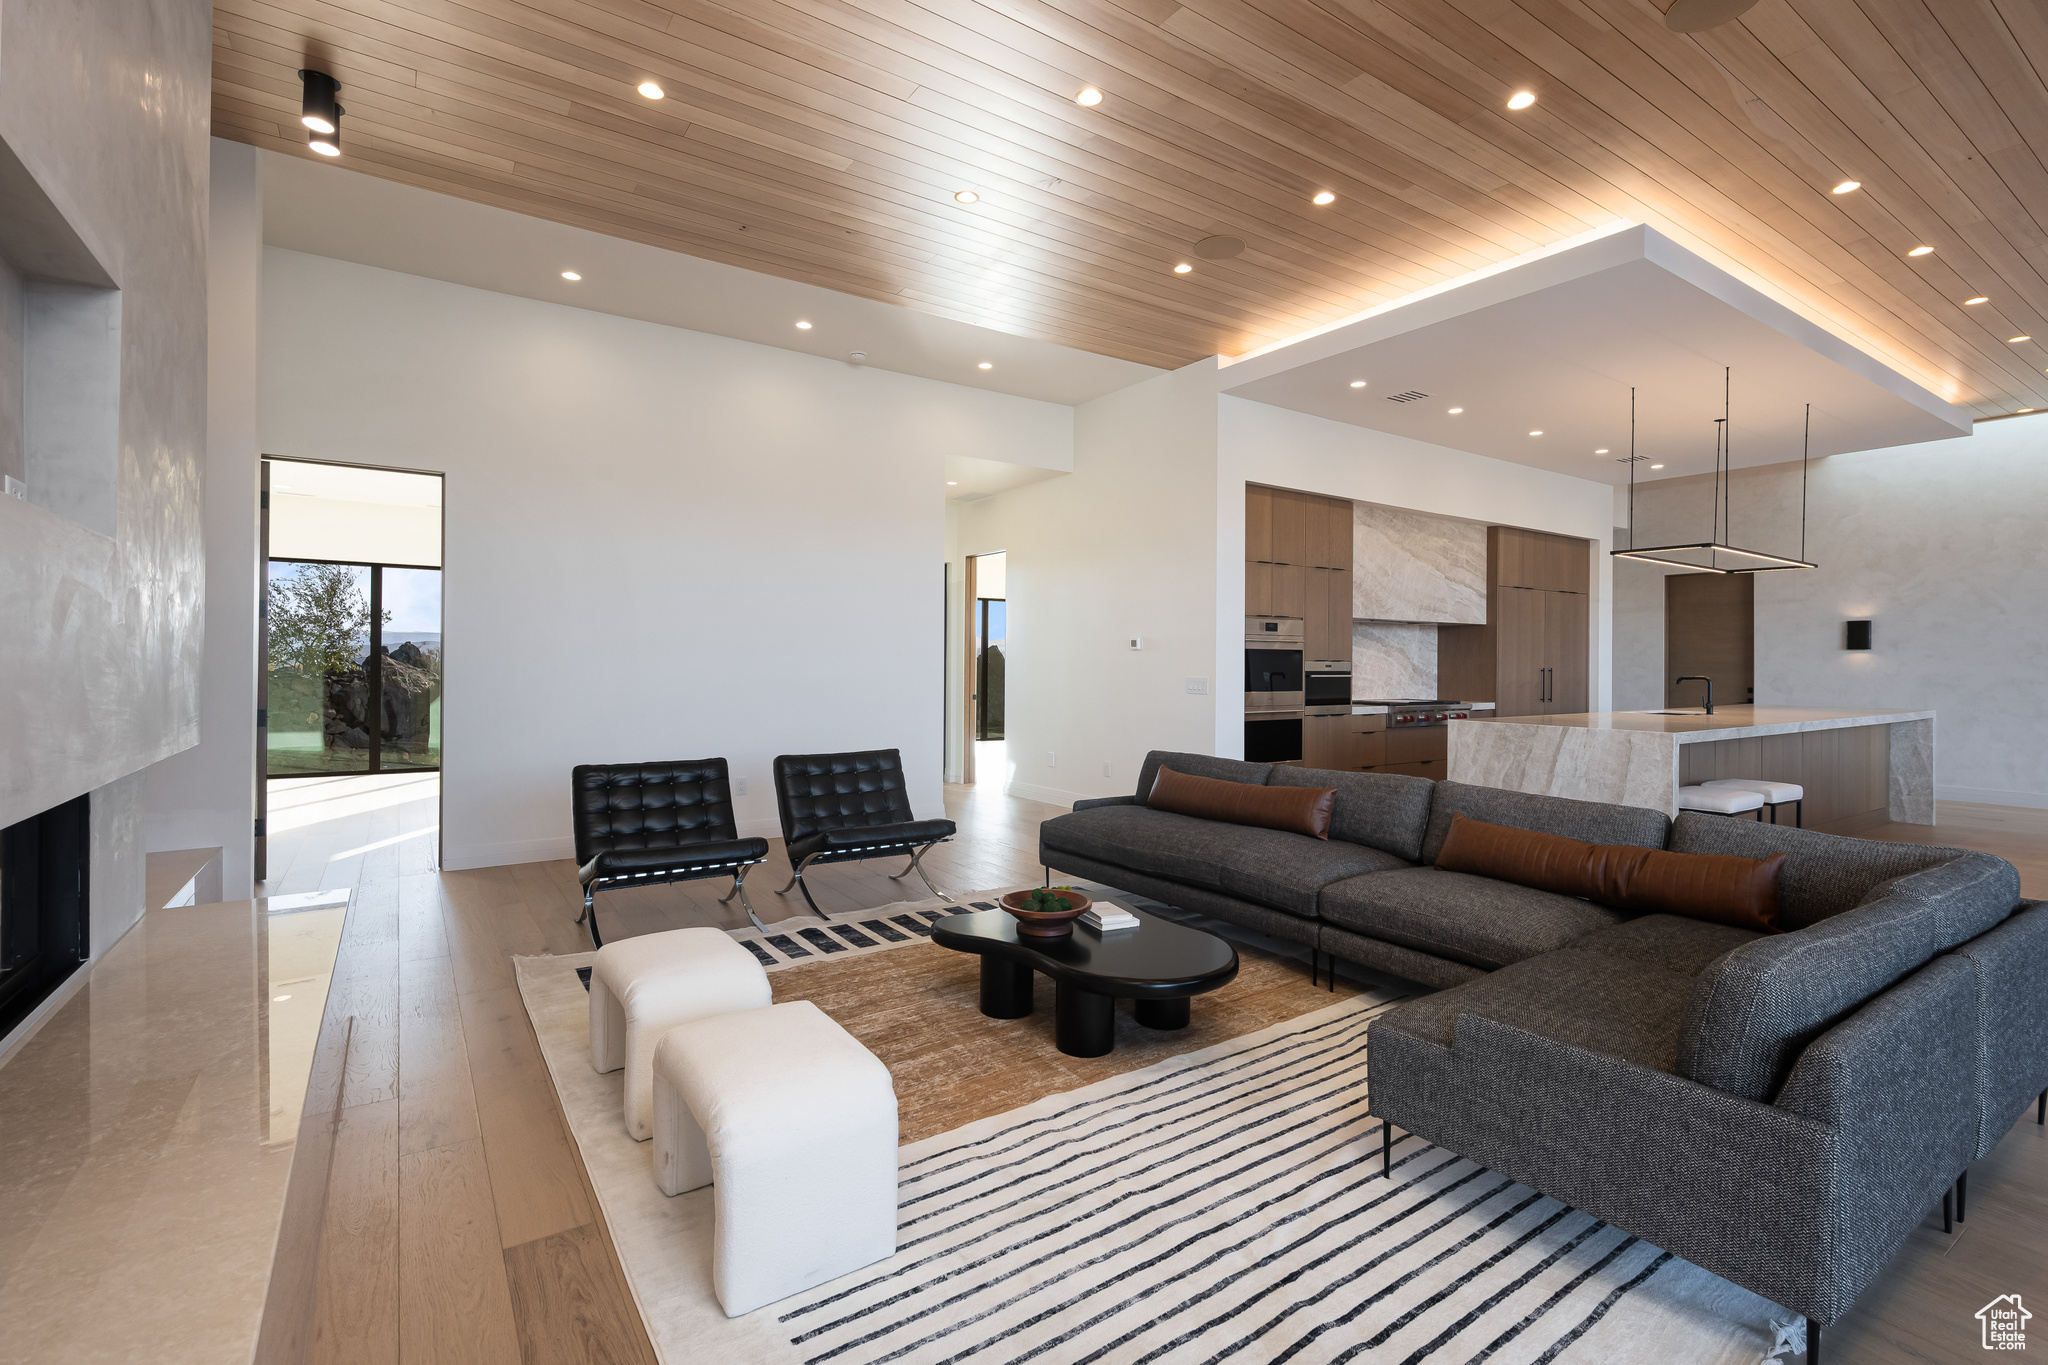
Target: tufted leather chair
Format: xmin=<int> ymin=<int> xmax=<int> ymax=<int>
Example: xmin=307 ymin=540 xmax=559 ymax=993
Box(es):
xmin=571 ymin=758 xmax=771 ymax=946
xmin=770 ymin=749 xmax=957 ymax=917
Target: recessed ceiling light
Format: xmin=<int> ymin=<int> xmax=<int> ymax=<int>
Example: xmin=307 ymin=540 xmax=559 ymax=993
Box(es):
xmin=978 ymin=362 xmax=993 ymax=369
xmin=1908 ymin=245 xmax=1934 ymax=256
xmin=1349 ymin=380 xmax=1366 ymax=388
xmin=1447 ymin=407 xmax=1463 ymax=414
xmin=1076 ymin=87 xmax=1103 ymax=106
xmin=1594 ymin=448 xmax=1609 ymax=454
xmin=1506 ymin=91 xmax=1536 ymax=110
xmin=1831 ymin=180 xmax=1861 ymax=194
xmin=1529 ymin=430 xmax=1543 ymax=436
xmin=1312 ymin=191 xmax=1336 ymax=206
xmin=947 ymin=481 xmax=958 ymax=485
xmin=1965 ymin=296 xmax=1989 ymax=305
xmin=2021 ymin=408 xmax=2037 ymax=414
xmin=2011 ymin=335 xmax=2033 ymax=343
xmin=274 ymin=994 xmax=292 ymax=1002
xmin=795 ymin=320 xmax=812 ymax=329
xmin=1173 ymin=262 xmax=1192 ymax=273
xmin=1650 ymin=463 xmax=1665 ymax=469
xmin=637 ymin=81 xmax=664 ymax=99
xmin=954 ymin=189 xmax=979 ymax=204
xmin=560 ymin=270 xmax=581 ymax=281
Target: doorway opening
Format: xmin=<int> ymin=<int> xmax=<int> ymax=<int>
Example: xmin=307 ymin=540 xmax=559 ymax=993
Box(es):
xmin=1664 ymin=573 xmax=1753 ymax=710
xmin=259 ymin=458 xmax=444 ymax=880
xmin=962 ymin=551 xmax=1007 ymax=785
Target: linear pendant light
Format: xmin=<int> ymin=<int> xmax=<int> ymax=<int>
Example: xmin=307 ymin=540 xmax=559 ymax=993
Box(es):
xmin=1610 ymin=370 xmax=1817 ymax=573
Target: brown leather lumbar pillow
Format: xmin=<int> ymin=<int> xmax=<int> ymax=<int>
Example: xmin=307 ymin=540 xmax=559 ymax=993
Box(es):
xmin=1435 ymin=812 xmax=1785 ymax=932
xmin=1149 ymin=766 xmax=1336 ymax=840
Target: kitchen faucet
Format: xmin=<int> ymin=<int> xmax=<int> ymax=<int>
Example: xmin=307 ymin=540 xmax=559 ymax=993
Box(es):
xmin=1674 ymin=676 xmax=1715 ymax=715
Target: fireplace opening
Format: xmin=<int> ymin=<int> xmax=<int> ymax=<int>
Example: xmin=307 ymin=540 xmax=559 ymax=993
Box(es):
xmin=0 ymin=793 xmax=91 ymax=1040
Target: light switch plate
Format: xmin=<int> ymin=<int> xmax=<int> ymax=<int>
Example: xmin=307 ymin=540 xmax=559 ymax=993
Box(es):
xmin=1186 ymin=677 xmax=1209 ymax=694
xmin=735 ymin=777 xmax=748 ymax=796
xmin=1047 ymin=751 xmax=1056 ymax=768
xmin=1101 ymin=761 xmax=1112 ymax=778
xmin=1127 ymin=637 xmax=1142 ymax=650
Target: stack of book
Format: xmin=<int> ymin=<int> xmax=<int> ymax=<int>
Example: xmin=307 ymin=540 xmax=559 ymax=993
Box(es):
xmin=1082 ymin=904 xmax=1140 ymax=933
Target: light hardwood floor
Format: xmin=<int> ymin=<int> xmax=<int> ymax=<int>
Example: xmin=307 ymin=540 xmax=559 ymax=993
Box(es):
xmin=265 ymin=776 xmax=2048 ymax=1363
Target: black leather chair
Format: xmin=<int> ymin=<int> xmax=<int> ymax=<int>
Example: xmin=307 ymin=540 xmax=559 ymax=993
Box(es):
xmin=571 ymin=759 xmax=770 ymax=947
xmin=770 ymin=749 xmax=957 ymax=918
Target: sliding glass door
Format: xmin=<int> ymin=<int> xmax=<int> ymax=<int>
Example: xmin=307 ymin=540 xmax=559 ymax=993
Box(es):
xmin=266 ymin=559 xmax=442 ymax=778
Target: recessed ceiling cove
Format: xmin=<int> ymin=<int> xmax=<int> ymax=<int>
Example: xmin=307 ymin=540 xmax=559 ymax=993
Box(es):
xmin=1219 ymin=227 xmax=1970 ymax=485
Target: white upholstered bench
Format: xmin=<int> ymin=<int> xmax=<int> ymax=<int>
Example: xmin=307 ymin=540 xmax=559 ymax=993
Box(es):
xmin=589 ymin=926 xmax=771 ymax=1141
xmin=651 ymin=999 xmax=898 ymax=1316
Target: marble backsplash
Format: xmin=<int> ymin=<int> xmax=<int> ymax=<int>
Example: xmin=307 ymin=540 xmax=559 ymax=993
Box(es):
xmin=1353 ymin=622 xmax=1439 ymax=698
xmin=1353 ymin=503 xmax=1486 ymax=625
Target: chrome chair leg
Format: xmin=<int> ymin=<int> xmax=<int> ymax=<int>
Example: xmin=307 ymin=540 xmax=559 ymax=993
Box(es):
xmin=892 ymin=840 xmax=953 ymax=901
xmin=718 ymin=863 xmax=767 ymax=932
xmin=772 ymin=852 xmax=832 ymax=921
xmin=581 ymin=885 xmax=604 ymax=950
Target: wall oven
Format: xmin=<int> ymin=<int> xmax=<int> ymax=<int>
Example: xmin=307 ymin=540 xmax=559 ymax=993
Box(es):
xmin=1303 ymin=666 xmax=1352 ymax=712
xmin=1244 ymin=713 xmax=1303 ymax=763
xmin=1245 ymin=616 xmax=1304 ymax=709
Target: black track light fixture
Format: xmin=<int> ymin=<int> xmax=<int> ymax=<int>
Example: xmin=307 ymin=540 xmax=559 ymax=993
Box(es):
xmin=299 ymin=70 xmax=343 ymax=156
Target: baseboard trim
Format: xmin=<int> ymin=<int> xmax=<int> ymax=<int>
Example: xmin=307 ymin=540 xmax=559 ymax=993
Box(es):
xmin=1936 ymin=785 xmax=2048 ymax=811
xmin=1003 ymin=780 xmax=1092 ymax=808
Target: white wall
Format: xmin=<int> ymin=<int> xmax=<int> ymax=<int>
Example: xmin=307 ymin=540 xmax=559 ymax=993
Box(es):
xmin=1611 ymin=414 xmax=2048 ymax=806
xmin=260 ymin=249 xmax=1073 ymax=868
xmin=143 ymin=139 xmax=263 ymax=899
xmin=1218 ymin=398 xmax=1620 ymax=717
xmin=954 ymin=363 xmax=1223 ymax=805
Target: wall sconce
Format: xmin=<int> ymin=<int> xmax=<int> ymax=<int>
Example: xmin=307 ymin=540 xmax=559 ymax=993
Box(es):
xmin=299 ymin=70 xmax=343 ymax=156
xmin=1845 ymin=620 xmax=1872 ymax=651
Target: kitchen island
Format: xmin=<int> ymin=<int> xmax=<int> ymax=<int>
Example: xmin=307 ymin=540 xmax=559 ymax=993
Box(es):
xmin=1448 ymin=706 xmax=1935 ymax=831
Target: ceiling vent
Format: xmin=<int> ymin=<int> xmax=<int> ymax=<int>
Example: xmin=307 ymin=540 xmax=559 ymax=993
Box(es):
xmin=1386 ymin=390 xmax=1428 ymax=402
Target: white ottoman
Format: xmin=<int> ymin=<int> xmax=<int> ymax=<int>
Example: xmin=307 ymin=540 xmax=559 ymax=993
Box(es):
xmin=651 ymin=1000 xmax=898 ymax=1317
xmin=590 ymin=927 xmax=771 ymax=1141
xmin=1677 ymin=785 xmax=1766 ymax=817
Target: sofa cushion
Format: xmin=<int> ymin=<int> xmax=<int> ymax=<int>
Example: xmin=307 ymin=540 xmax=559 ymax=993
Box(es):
xmin=1675 ymin=886 xmax=2014 ymax=1102
xmin=1319 ymin=866 xmax=1628 ymax=971
xmin=1267 ymin=766 xmax=1434 ymax=862
xmin=1666 ymin=811 xmax=1987 ymax=931
xmin=1567 ymin=914 xmax=1764 ymax=977
xmin=1134 ymin=750 xmax=1272 ymax=801
xmin=1950 ymin=900 xmax=2048 ymax=1159
xmin=1037 ymin=806 xmax=1242 ymax=890
xmin=1420 ymin=781 xmax=1669 ymax=865
xmin=1216 ymin=830 xmax=1411 ymax=918
xmin=1150 ymin=765 xmax=1335 ymax=839
xmin=1373 ymin=948 xmax=1697 ymax=1073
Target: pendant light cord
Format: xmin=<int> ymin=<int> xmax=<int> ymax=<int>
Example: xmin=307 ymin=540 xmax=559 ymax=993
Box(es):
xmin=1628 ymin=386 xmax=1636 ymax=550
xmin=1801 ymin=402 xmax=1811 ymax=564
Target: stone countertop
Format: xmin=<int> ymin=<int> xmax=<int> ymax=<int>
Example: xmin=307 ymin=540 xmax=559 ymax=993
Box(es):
xmin=1467 ymin=705 xmax=1933 ymax=743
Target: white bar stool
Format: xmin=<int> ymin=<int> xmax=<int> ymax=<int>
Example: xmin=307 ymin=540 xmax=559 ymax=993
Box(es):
xmin=1701 ymin=778 xmax=1805 ymax=827
xmin=590 ymin=926 xmax=772 ymax=1141
xmin=1677 ymin=785 xmax=1767 ymax=820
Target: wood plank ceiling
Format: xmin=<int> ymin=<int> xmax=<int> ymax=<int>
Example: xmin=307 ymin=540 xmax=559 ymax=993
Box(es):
xmin=211 ymin=0 xmax=2048 ymax=414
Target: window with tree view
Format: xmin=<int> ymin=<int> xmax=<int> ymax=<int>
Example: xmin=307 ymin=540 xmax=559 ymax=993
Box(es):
xmin=267 ymin=559 xmax=442 ymax=777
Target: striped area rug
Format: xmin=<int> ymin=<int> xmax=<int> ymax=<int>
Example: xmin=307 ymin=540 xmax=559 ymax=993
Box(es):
xmin=769 ymin=997 xmax=1688 ymax=1365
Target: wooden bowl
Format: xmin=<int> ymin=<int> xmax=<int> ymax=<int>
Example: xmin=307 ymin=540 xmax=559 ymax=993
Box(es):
xmin=999 ymin=888 xmax=1093 ymax=937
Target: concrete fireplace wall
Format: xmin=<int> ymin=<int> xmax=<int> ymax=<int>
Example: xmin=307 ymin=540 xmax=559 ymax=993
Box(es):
xmin=0 ymin=0 xmax=212 ymax=951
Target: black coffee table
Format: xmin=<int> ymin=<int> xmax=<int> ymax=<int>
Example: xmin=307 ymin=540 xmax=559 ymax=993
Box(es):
xmin=930 ymin=906 xmax=1239 ymax=1058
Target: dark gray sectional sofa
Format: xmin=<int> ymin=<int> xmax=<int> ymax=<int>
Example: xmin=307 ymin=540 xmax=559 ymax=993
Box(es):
xmin=1038 ymin=749 xmax=2048 ymax=1338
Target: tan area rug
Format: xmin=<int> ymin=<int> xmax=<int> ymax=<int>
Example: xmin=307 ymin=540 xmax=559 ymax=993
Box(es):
xmin=769 ymin=916 xmax=1375 ymax=1144
xmin=515 ymin=893 xmax=1789 ymax=1365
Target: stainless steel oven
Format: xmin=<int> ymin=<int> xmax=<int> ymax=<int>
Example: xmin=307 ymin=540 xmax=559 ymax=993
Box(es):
xmin=1304 ymin=665 xmax=1352 ymax=710
xmin=1245 ymin=616 xmax=1304 ymax=709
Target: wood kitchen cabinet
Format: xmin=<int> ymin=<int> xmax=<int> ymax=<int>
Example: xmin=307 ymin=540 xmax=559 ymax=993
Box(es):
xmin=1247 ymin=486 xmax=1350 ymax=626
xmin=1439 ymin=527 xmax=1591 ymax=717
xmin=1304 ymin=712 xmax=1385 ymax=770
xmin=1492 ymin=525 xmax=1588 ymax=594
xmin=1303 ymin=566 xmax=1351 ymax=662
